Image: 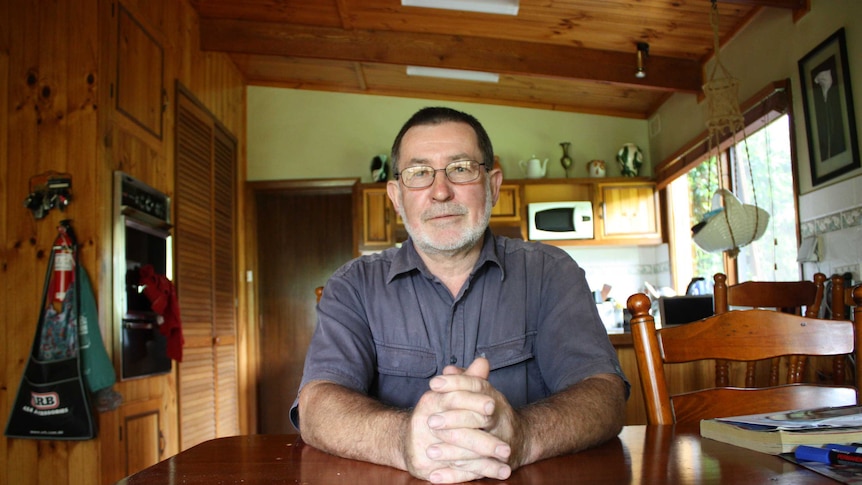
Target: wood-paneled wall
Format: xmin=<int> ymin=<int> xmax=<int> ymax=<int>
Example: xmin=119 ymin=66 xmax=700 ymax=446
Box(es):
xmin=0 ymin=1 xmax=248 ymax=484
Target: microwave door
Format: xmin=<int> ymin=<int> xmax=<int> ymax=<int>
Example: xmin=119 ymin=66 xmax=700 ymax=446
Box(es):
xmin=537 ymin=208 xmax=575 ymax=233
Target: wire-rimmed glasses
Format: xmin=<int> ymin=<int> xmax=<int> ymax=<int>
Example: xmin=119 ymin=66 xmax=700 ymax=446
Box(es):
xmin=394 ymin=160 xmax=487 ymax=188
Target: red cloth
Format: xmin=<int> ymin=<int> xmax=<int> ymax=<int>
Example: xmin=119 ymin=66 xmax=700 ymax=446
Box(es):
xmin=139 ymin=264 xmax=184 ymax=362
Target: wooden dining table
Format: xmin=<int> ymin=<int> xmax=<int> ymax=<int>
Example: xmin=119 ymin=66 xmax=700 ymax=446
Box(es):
xmin=118 ymin=423 xmax=837 ymax=484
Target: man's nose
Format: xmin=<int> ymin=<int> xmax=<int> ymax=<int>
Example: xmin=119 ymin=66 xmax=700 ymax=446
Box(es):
xmin=429 ymin=171 xmax=455 ymax=201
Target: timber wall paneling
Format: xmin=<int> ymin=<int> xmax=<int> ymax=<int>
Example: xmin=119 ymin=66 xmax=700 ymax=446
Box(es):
xmin=1 ymin=0 xmax=247 ymax=483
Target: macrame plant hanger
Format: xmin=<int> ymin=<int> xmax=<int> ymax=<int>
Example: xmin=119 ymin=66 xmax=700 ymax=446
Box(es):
xmin=694 ymin=0 xmax=769 ymax=259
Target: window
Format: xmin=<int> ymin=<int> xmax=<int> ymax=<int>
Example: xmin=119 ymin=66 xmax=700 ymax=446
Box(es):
xmin=660 ymin=82 xmax=800 ymax=292
xmin=731 ymin=116 xmax=798 ymax=282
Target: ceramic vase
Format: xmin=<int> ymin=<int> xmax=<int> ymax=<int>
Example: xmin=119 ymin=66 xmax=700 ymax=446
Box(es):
xmin=588 ymin=160 xmax=606 ymax=178
xmin=370 ymin=154 xmax=389 ymax=182
xmin=559 ymin=142 xmax=573 ymax=178
xmin=616 ymin=143 xmax=643 ymax=177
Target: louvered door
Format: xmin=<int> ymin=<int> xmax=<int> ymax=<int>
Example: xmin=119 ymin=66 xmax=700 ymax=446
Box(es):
xmin=175 ymin=85 xmax=239 ymax=450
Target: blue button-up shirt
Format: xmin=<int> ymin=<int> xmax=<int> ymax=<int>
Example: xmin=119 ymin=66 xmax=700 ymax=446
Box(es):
xmin=290 ymin=230 xmax=627 ymax=429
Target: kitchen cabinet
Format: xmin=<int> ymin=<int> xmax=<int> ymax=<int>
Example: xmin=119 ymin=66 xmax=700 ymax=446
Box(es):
xmin=519 ymin=177 xmax=661 ymax=246
xmin=101 ymin=398 xmax=165 ymax=483
xmin=491 ymin=184 xmax=521 ymax=221
xmin=354 ymin=178 xmax=663 ymax=252
xmin=355 ymin=183 xmax=524 ymax=252
xmin=596 ymin=181 xmax=661 ymax=244
xmin=114 ymin=3 xmax=165 ymax=144
xmin=357 ymin=184 xmax=395 ymax=252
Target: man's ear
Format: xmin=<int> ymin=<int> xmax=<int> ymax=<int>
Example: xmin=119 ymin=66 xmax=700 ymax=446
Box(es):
xmin=386 ymin=180 xmax=401 ymax=213
xmin=489 ymin=168 xmax=503 ymax=207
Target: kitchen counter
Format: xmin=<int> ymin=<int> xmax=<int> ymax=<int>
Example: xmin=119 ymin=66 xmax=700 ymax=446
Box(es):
xmin=607 ymin=329 xmax=633 ymax=347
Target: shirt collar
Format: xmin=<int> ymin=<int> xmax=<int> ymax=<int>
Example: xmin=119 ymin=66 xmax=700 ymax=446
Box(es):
xmin=386 ymin=228 xmax=505 ymax=283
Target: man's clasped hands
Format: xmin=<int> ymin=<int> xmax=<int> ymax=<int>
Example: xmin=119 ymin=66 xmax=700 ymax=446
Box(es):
xmin=404 ymin=356 xmax=525 ymax=484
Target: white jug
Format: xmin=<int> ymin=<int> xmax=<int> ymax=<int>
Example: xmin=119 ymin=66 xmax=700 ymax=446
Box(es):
xmin=519 ymin=156 xmax=548 ymax=179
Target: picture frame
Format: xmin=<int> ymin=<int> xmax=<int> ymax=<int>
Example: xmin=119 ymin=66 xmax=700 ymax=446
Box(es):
xmin=798 ymin=28 xmax=860 ymax=188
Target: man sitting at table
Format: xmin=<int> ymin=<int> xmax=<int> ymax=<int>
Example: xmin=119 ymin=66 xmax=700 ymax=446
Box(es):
xmin=290 ymin=107 xmax=629 ymax=484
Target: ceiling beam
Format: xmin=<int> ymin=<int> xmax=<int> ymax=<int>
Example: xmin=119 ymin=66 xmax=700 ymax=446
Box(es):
xmin=199 ymin=19 xmax=703 ymax=94
xmin=716 ymin=0 xmax=805 ymax=8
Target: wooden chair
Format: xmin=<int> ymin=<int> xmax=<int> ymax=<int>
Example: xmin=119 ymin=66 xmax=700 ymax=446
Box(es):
xmin=831 ymin=274 xmax=860 ymax=321
xmin=628 ymin=285 xmax=862 ymax=425
xmin=715 ymin=272 xmax=827 ymax=316
xmin=832 ymin=275 xmax=862 ymax=382
xmin=713 ymin=273 xmax=829 ymax=387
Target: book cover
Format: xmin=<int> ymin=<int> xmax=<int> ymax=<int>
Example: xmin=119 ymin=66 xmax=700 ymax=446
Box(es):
xmin=700 ymin=405 xmax=862 ymax=455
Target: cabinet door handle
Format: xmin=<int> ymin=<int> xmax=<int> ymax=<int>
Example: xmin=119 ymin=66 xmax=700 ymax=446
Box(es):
xmin=158 ymin=429 xmax=166 ymax=456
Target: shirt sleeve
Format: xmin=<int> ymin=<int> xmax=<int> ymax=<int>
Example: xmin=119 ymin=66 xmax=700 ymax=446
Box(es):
xmin=532 ymin=247 xmax=630 ymax=397
xmin=288 ymin=268 xmax=379 ymax=430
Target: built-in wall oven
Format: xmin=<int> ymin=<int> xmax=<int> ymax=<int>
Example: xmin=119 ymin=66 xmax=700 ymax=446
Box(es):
xmin=113 ymin=171 xmax=172 ymax=380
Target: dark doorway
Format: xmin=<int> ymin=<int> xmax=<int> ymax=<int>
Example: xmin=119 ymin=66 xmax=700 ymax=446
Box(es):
xmin=253 ymin=181 xmax=355 ymax=433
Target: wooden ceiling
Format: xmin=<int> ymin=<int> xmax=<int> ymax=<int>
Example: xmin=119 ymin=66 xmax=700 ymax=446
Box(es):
xmin=190 ymin=0 xmax=808 ymax=119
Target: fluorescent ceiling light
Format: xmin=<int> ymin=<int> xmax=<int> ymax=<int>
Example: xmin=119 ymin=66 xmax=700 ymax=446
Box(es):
xmin=402 ymin=0 xmax=519 ymax=16
xmin=407 ymin=66 xmax=500 ymax=83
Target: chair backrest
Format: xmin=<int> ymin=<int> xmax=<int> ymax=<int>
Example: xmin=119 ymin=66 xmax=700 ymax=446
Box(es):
xmin=713 ymin=273 xmax=830 ymax=387
xmin=714 ymin=272 xmax=827 ymax=316
xmin=628 ymin=285 xmax=862 ymax=425
xmin=831 ymin=274 xmax=860 ymax=320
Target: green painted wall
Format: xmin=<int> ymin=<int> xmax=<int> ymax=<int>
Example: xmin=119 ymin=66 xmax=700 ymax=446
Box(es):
xmin=247 ymin=90 xmax=649 ymax=183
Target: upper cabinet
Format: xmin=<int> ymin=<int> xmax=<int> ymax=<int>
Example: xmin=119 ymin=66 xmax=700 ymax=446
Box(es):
xmin=595 ymin=181 xmax=662 ymax=245
xmin=355 ymin=182 xmax=524 ymax=253
xmin=357 ymin=184 xmax=395 ymax=253
xmin=114 ymin=3 xmax=166 ymax=144
xmin=490 ymin=184 xmax=521 ymax=221
xmin=519 ymin=177 xmax=661 ymax=246
xmin=355 ymin=177 xmax=662 ymax=253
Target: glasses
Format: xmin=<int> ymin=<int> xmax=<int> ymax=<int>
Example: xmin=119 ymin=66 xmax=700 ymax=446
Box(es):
xmin=395 ymin=160 xmax=487 ymax=188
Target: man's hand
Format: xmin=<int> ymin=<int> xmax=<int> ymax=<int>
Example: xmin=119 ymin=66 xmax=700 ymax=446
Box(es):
xmin=403 ymin=357 xmax=520 ymax=483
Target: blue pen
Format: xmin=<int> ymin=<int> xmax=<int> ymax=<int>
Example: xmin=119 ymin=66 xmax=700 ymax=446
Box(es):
xmin=825 ymin=444 xmax=862 ymax=454
xmin=796 ymin=445 xmax=862 ymax=466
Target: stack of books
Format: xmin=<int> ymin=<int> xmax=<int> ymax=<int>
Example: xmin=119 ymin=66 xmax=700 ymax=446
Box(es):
xmin=700 ymin=405 xmax=862 ymax=455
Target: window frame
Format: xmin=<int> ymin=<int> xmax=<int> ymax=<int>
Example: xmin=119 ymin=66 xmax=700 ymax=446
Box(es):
xmin=654 ymin=79 xmax=803 ymax=289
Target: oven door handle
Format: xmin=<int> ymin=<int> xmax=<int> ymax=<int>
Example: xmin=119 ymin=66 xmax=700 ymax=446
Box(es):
xmin=123 ymin=321 xmax=156 ymax=330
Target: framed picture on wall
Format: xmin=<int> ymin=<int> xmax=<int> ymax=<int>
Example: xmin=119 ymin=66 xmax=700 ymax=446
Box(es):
xmin=798 ymin=28 xmax=860 ymax=188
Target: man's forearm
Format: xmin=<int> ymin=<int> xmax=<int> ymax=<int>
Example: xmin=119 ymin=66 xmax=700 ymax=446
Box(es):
xmin=298 ymin=380 xmax=410 ymax=470
xmin=515 ymin=374 xmax=626 ymax=467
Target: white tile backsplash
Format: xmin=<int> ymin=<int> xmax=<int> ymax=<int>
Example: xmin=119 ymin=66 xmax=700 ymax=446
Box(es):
xmin=562 ymin=244 xmax=671 ymax=303
xmin=799 ymin=175 xmax=862 ymax=286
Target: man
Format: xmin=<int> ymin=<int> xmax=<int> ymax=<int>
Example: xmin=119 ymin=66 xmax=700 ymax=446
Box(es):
xmin=291 ymin=107 xmax=628 ymax=484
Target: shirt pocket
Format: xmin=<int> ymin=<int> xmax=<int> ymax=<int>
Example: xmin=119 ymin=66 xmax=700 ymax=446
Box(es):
xmin=375 ymin=342 xmax=437 ymax=378
xmin=477 ymin=331 xmax=536 ymax=371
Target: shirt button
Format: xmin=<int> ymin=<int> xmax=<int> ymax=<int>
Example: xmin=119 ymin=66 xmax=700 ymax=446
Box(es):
xmin=450 ymin=356 xmax=457 ymax=365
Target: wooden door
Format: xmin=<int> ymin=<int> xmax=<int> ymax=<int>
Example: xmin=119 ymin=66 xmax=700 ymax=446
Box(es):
xmin=175 ymin=85 xmax=239 ymax=449
xmin=254 ymin=185 xmax=354 ymax=434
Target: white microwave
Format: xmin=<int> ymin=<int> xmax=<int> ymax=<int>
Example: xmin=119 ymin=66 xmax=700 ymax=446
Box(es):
xmin=528 ymin=201 xmax=594 ymax=240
